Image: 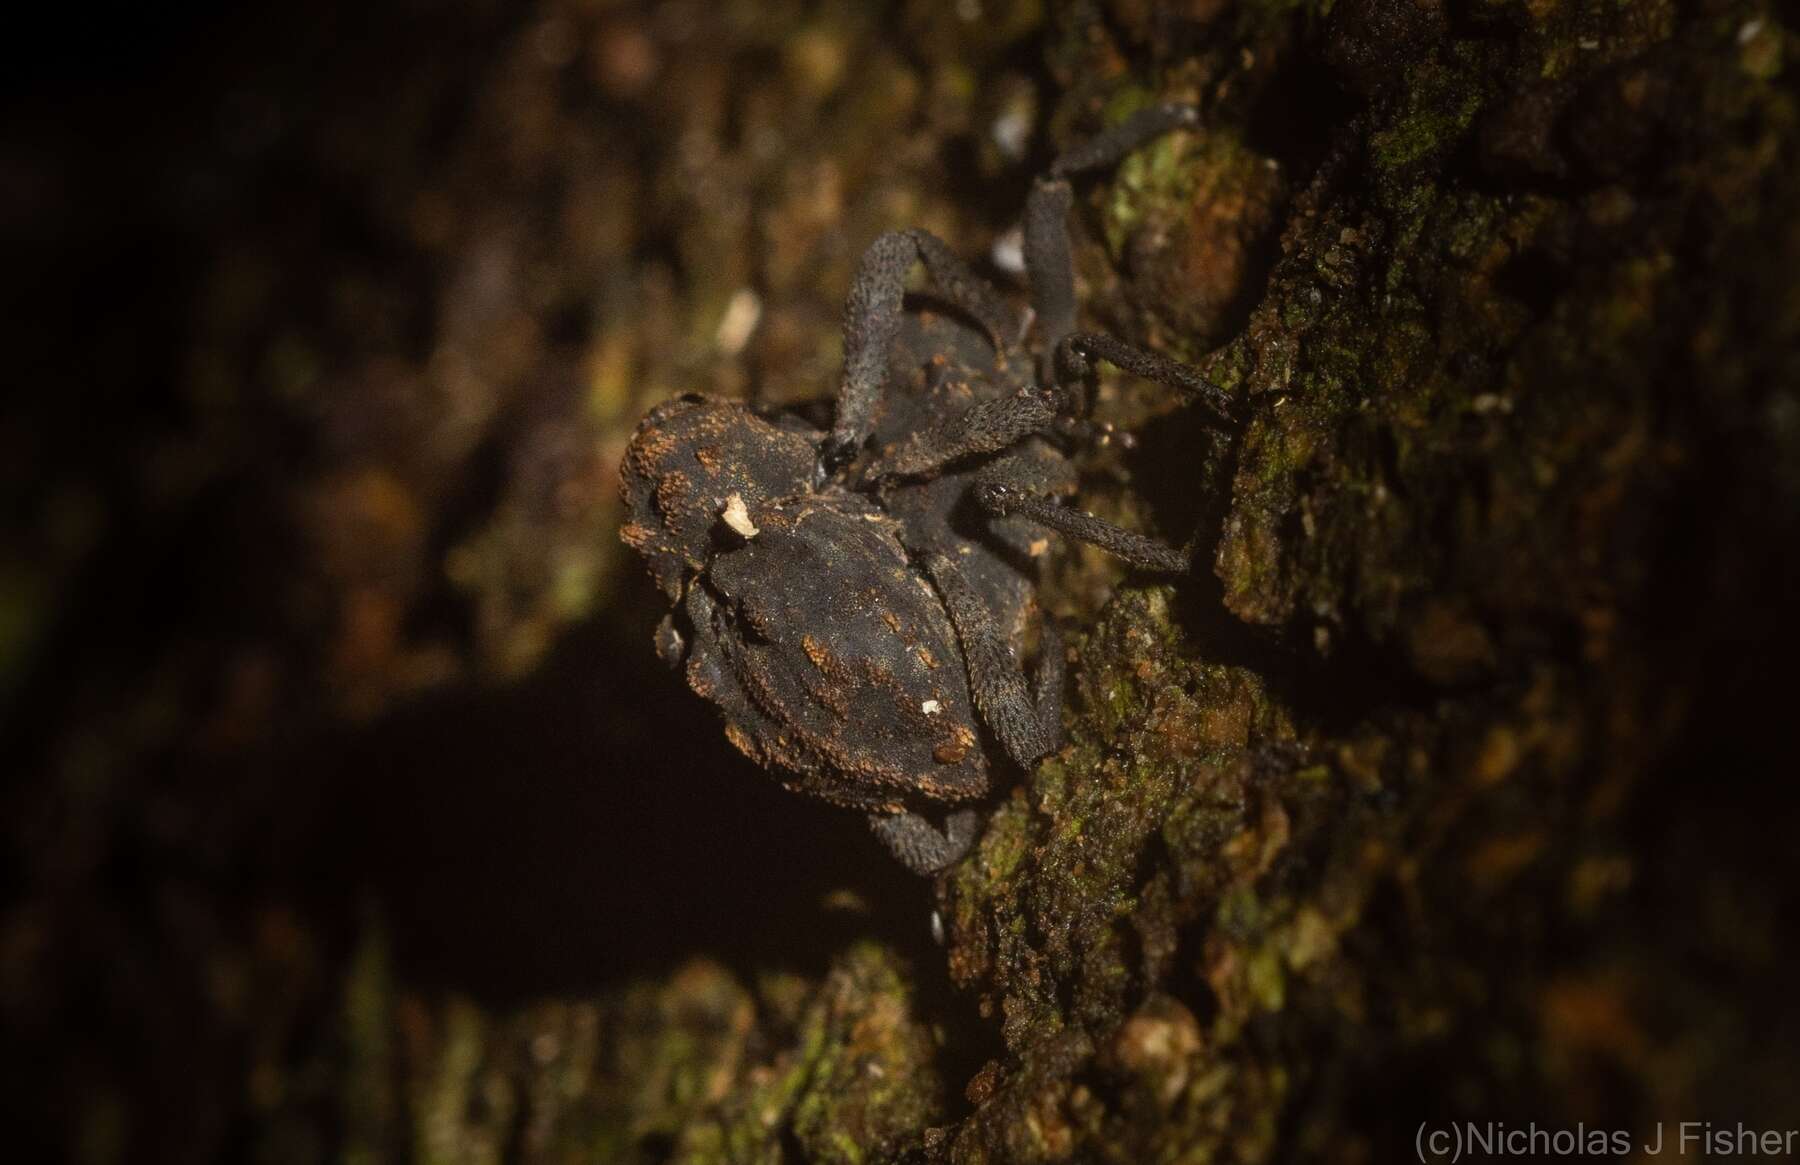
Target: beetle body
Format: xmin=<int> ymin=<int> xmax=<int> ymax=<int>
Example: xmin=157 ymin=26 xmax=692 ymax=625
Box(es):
xmin=620 ymin=310 xmax=1042 ymax=821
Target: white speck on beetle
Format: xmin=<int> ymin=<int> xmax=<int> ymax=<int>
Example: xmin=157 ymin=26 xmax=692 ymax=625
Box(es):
xmin=922 ymin=699 xmax=942 ymax=715
xmin=720 ymin=493 xmax=759 ymax=538
xmin=1738 ymin=18 xmax=1763 ymax=44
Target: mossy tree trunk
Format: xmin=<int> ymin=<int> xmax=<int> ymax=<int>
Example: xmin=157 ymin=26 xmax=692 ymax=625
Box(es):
xmin=5 ymin=0 xmax=1795 ymax=1162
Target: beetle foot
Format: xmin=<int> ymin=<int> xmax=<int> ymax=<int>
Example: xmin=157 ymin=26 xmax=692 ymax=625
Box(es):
xmin=868 ymin=807 xmax=980 ymax=875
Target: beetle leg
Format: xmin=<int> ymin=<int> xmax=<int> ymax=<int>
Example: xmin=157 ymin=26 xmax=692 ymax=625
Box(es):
xmin=867 ymin=807 xmax=980 ymax=875
xmin=1023 ymin=178 xmax=1077 ymax=372
xmin=828 ymin=230 xmax=1018 ymax=471
xmin=924 ymin=552 xmax=1057 ymax=769
xmin=1025 ymin=103 xmax=1202 ymax=364
xmin=1055 ymin=332 xmax=1236 ymax=424
xmin=1051 ymin=102 xmax=1204 ymax=177
xmin=861 ymin=386 xmax=1060 ymax=481
xmin=1006 ymin=332 xmax=1233 ymax=573
xmin=975 ymin=480 xmax=1191 ymax=573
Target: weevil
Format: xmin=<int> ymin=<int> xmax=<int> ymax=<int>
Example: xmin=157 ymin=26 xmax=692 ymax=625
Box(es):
xmin=620 ymin=103 xmax=1235 ymax=873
